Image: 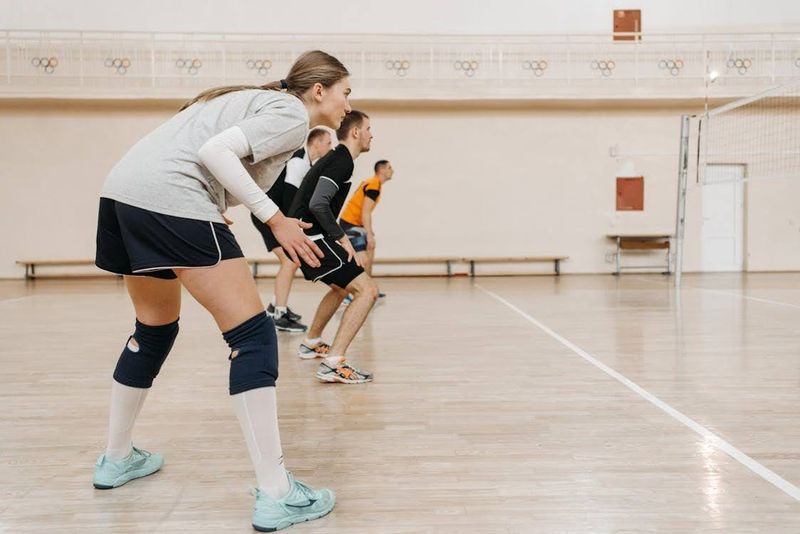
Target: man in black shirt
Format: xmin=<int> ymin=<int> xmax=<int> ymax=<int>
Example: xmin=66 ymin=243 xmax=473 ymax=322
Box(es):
xmin=288 ymin=110 xmax=378 ymax=384
xmin=250 ymin=128 xmax=332 ymax=332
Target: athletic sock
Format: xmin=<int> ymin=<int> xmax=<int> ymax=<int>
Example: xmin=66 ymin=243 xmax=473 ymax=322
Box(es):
xmin=105 ymin=380 xmax=148 ymax=461
xmin=232 ymin=387 xmax=291 ymax=500
xmin=324 ymin=355 xmax=345 ymax=367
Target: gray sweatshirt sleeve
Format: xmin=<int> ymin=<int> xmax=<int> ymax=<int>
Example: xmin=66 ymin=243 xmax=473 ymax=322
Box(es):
xmin=308 ymin=177 xmax=345 ymax=240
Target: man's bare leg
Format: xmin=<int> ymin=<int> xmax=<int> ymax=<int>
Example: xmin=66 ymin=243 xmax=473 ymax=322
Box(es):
xmin=328 ymin=273 xmax=378 ymax=356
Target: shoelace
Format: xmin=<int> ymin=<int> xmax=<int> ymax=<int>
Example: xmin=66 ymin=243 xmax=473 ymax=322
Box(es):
xmin=292 ymin=478 xmax=318 ymax=501
xmin=338 ymin=363 xmax=368 ymax=378
xmin=335 ymin=366 xmax=355 ymax=379
xmin=130 ymin=446 xmax=150 ymax=459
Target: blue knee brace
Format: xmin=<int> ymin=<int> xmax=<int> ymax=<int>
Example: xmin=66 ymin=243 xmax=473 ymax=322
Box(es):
xmin=113 ymin=319 xmax=179 ymax=388
xmin=223 ymin=311 xmax=279 ymax=395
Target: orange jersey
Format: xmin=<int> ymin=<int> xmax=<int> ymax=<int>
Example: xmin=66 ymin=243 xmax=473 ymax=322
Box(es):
xmin=340 ymin=176 xmax=382 ymax=226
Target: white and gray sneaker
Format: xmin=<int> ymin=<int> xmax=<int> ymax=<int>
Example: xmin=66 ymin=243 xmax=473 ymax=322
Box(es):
xmin=315 ymin=361 xmax=373 ymax=384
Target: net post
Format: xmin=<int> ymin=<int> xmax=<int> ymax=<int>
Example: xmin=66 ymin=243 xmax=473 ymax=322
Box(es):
xmin=675 ymin=114 xmax=691 ymax=289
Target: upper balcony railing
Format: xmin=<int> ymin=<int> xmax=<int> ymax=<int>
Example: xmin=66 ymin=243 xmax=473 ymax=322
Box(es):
xmin=2 ymin=29 xmax=799 ymax=100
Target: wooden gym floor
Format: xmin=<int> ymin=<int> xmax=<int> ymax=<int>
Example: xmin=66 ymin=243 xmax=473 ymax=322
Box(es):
xmin=1 ymin=273 xmax=799 ymax=532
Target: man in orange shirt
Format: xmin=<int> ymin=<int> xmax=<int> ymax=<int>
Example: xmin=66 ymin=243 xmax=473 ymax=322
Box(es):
xmin=339 ymin=160 xmax=394 ymax=293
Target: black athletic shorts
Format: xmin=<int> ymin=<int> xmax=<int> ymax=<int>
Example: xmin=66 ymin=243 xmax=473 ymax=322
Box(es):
xmin=299 ymin=236 xmax=364 ymax=288
xmin=95 ymin=198 xmax=244 ymax=280
xmin=250 ymin=213 xmax=280 ymax=252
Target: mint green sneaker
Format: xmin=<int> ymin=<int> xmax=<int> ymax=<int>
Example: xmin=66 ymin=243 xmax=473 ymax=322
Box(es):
xmin=252 ymin=472 xmax=335 ymax=532
xmin=93 ymin=446 xmax=164 ymax=489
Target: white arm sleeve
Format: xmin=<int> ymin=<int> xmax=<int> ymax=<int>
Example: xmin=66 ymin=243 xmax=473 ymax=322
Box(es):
xmin=198 ymin=126 xmax=279 ymax=223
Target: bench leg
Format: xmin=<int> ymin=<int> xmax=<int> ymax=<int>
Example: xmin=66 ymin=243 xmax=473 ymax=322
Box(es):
xmin=555 ymin=259 xmax=560 ymax=275
xmin=252 ymin=262 xmax=258 ymax=278
xmin=446 ymin=260 xmax=451 ymax=277
xmin=29 ymin=264 xmax=35 ymax=280
xmin=664 ymin=242 xmax=672 ymax=275
xmin=614 ymin=237 xmax=621 ymax=275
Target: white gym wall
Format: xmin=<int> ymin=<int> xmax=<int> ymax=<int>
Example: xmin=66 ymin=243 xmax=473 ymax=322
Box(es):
xmin=1 ymin=1 xmax=799 ymax=278
xmin=3 ymin=0 xmax=800 ymax=34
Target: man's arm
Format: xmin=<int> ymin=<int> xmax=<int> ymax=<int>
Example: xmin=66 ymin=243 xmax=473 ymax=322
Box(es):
xmin=361 ymin=196 xmax=377 ymax=249
xmin=308 ymin=178 xmax=346 ymax=241
xmin=361 ymin=184 xmax=380 ymax=247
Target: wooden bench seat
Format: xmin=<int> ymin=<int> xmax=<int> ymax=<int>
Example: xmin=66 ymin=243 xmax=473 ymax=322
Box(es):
xmin=619 ymin=240 xmax=670 ymax=250
xmin=16 ymin=259 xmax=107 ymax=279
xmin=462 ymin=256 xmax=567 ymax=276
xmin=18 ymin=255 xmax=569 ymax=280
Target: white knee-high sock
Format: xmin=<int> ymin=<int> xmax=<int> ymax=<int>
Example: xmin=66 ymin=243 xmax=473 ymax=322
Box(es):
xmin=105 ymin=380 xmax=148 ymax=460
xmin=232 ymin=387 xmax=291 ymax=500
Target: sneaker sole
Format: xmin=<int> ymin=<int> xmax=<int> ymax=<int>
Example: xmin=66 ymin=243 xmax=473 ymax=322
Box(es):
xmin=315 ymin=373 xmax=373 ymax=384
xmin=253 ymin=506 xmax=334 ymax=532
xmin=297 ymin=349 xmax=325 ymax=359
xmin=276 ymin=325 xmax=307 ymax=333
xmin=93 ymin=461 xmax=163 ymax=489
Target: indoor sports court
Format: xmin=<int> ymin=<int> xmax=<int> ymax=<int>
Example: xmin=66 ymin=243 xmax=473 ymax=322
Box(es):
xmin=2 ymin=1 xmax=800 ymax=532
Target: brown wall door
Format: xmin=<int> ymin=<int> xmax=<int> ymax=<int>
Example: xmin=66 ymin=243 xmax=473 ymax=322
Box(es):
xmin=613 ymin=10 xmax=641 ymax=41
xmin=616 ymin=176 xmax=644 ymax=211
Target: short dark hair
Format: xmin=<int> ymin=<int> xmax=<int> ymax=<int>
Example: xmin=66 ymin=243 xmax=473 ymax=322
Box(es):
xmin=336 ymin=110 xmax=368 ymax=141
xmin=374 ymin=160 xmax=389 ymax=173
xmin=307 ymin=127 xmax=330 ymax=144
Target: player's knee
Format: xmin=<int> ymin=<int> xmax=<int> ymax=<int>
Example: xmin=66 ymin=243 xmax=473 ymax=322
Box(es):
xmin=330 ymin=286 xmax=348 ymax=299
xmin=223 ymin=312 xmax=279 ymax=395
xmin=113 ymin=318 xmax=180 ymax=388
xmin=352 ymin=277 xmax=378 ymax=302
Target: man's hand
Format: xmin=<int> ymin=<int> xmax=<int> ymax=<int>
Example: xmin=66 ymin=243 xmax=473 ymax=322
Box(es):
xmin=367 ymin=231 xmax=376 ymax=251
xmin=337 ymin=235 xmax=362 ymax=266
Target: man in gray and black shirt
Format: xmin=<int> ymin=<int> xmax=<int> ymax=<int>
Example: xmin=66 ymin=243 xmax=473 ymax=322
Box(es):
xmin=288 ymin=110 xmax=379 ymax=384
xmin=250 ymin=127 xmax=333 ymax=332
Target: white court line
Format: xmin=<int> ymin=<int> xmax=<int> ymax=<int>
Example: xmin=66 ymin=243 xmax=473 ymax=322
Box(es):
xmin=475 ymin=283 xmax=800 ymax=502
xmin=630 ymin=276 xmax=800 ymax=311
xmin=699 ymin=288 xmax=800 ymax=311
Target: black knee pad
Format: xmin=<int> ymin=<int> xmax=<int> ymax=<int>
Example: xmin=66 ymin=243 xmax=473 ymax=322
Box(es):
xmin=223 ymin=312 xmax=279 ymax=395
xmin=113 ymin=319 xmax=179 ymax=389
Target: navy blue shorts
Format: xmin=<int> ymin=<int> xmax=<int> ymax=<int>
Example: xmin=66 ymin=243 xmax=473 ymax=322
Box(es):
xmin=299 ymin=236 xmax=364 ymax=289
xmin=95 ymin=198 xmax=244 ymax=280
xmin=250 ymin=212 xmax=280 ymax=252
xmin=339 ymin=219 xmax=368 ymax=253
